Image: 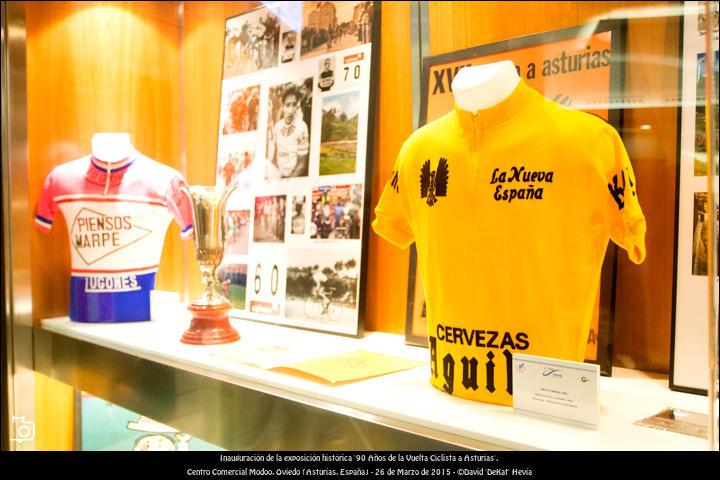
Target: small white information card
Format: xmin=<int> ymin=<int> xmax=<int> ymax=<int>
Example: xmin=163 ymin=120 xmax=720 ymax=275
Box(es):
xmin=512 ymin=353 xmax=600 ymax=429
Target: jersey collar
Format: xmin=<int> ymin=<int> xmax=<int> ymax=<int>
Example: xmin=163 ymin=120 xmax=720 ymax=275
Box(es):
xmin=453 ymin=78 xmax=534 ymax=130
xmin=86 ymin=154 xmax=137 ymax=186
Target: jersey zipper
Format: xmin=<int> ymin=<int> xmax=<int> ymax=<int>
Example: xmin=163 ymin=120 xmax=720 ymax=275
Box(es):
xmin=103 ymin=158 xmax=113 ymax=195
xmin=468 ymin=114 xmax=482 ymax=198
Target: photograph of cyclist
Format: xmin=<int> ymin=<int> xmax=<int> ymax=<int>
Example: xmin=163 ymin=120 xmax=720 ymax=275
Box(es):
xmin=284 ymin=248 xmax=359 ymax=331
xmin=311 ymin=265 xmax=330 ymax=313
xmin=317 ymin=57 xmax=335 ymax=92
xmin=310 ymin=184 xmax=362 ymax=239
xmin=266 ymin=78 xmax=313 ymax=179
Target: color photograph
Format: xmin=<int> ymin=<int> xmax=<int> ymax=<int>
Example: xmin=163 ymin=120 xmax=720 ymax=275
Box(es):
xmin=218 ymin=264 xmax=248 ymax=310
xmin=320 ymin=91 xmax=360 ymax=176
xmin=216 ymin=145 xmax=255 ymax=188
xmin=221 ymin=85 xmax=260 ymax=135
xmin=310 ymin=184 xmax=362 ymax=239
xmin=225 ymin=210 xmax=251 ymax=256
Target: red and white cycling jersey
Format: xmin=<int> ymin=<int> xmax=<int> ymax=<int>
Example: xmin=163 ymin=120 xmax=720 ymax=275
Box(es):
xmin=34 ymin=153 xmax=193 ymax=323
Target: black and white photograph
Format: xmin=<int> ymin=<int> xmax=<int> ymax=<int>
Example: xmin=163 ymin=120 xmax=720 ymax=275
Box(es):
xmin=310 ymin=184 xmax=362 ymax=240
xmin=291 ymin=195 xmax=307 ymax=235
xmin=285 ymin=248 xmax=359 ymax=331
xmin=216 ymin=145 xmax=255 ymax=188
xmin=217 ymin=264 xmax=248 ymax=311
xmin=254 ymin=195 xmax=286 ymax=243
xmin=692 ymin=192 xmax=719 ymax=277
xmin=317 ymin=56 xmax=336 ymax=92
xmin=320 ymin=91 xmax=360 ymax=175
xmin=225 ymin=210 xmax=251 ymax=256
xmin=280 ymin=31 xmax=297 ymax=63
xmin=221 ymin=85 xmax=260 ymax=135
xmin=301 ymin=1 xmax=374 ymax=59
xmin=265 ymin=77 xmax=313 ymax=180
xmin=223 ymin=7 xmax=281 ymax=78
xmin=697 ymin=7 xmax=719 ymax=35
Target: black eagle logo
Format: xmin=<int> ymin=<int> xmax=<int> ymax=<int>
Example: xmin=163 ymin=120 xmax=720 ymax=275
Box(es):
xmin=420 ymin=157 xmax=449 ymax=206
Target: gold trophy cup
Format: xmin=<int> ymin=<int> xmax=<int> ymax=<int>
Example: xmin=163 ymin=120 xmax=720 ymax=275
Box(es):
xmin=181 ymin=186 xmax=240 ymax=345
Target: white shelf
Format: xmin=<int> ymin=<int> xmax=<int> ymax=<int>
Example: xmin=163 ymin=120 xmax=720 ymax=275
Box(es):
xmin=41 ymin=315 xmax=709 ymax=451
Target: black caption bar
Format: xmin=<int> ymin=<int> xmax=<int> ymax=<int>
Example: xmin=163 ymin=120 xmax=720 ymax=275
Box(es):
xmin=2 ymin=451 xmax=718 ymax=478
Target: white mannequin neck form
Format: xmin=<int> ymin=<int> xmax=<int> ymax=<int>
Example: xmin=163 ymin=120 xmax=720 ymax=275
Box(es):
xmin=91 ymin=132 xmax=133 ymax=164
xmin=451 ymin=60 xmax=521 ymax=113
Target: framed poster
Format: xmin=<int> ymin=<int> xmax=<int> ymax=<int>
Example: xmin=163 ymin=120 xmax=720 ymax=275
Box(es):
xmin=405 ymin=20 xmax=627 ymax=376
xmin=217 ymin=1 xmax=379 ymax=337
xmin=671 ymin=0 xmax=719 ymax=395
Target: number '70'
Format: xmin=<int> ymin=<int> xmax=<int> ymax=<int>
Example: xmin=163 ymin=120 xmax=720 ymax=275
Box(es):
xmin=344 ymin=65 xmax=361 ymax=81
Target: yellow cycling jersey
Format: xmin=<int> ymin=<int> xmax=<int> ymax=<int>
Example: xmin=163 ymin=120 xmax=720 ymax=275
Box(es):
xmin=372 ymin=79 xmax=646 ymax=406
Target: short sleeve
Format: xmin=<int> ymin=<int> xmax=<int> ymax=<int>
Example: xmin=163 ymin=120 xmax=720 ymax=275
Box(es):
xmin=165 ymin=174 xmax=194 ymax=240
xmin=372 ymin=142 xmax=414 ymax=249
xmin=594 ymin=125 xmax=647 ymax=264
xmin=34 ymin=170 xmax=57 ymax=233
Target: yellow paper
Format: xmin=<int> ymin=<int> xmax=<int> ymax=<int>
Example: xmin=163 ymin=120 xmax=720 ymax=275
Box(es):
xmin=281 ymin=350 xmax=423 ymax=384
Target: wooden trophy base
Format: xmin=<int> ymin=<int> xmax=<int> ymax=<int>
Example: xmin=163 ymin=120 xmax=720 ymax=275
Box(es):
xmin=181 ymin=303 xmax=240 ymax=345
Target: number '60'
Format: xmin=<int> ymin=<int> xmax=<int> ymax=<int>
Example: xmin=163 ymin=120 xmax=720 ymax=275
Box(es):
xmin=254 ymin=264 xmax=279 ymax=296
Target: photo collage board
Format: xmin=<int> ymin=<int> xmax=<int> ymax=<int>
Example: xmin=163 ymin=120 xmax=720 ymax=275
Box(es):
xmin=216 ymin=1 xmax=376 ymax=336
xmin=671 ymin=0 xmax=719 ymax=393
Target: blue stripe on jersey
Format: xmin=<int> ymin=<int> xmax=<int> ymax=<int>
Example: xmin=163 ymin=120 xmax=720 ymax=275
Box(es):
xmin=90 ymin=157 xmax=136 ymax=173
xmin=69 ymin=271 xmax=157 ymax=323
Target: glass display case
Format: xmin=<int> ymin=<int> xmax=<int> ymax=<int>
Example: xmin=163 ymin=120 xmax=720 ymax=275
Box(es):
xmin=2 ymin=1 xmax=717 ymax=452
